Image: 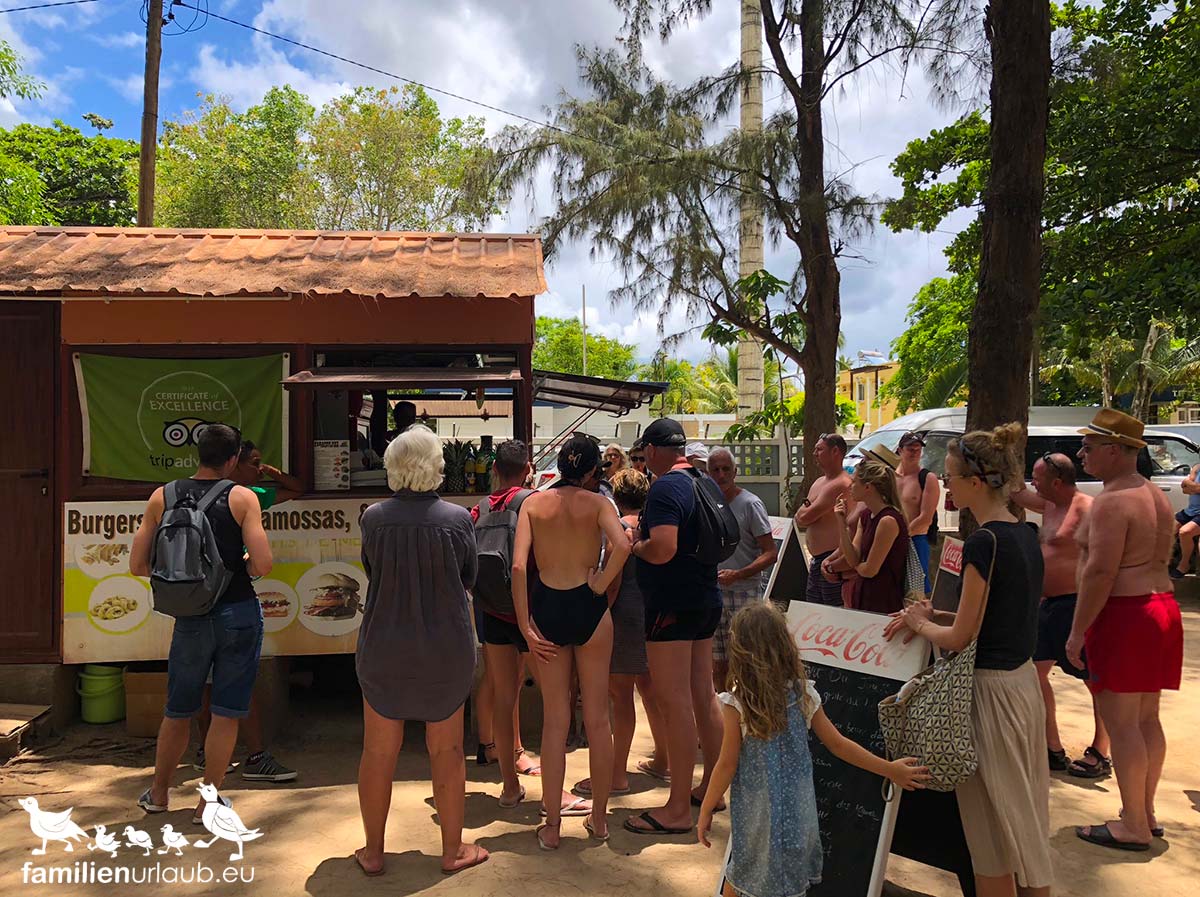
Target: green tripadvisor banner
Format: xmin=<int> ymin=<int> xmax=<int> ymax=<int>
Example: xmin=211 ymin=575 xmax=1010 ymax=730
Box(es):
xmin=75 ymin=354 xmax=288 ymax=482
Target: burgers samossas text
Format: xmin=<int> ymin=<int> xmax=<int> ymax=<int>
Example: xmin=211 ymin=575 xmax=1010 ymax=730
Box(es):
xmin=304 ymin=573 xmax=362 ymax=619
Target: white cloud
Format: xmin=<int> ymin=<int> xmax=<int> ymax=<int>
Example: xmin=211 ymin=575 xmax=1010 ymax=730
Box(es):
xmin=92 ymin=31 xmax=144 ymax=50
xmin=105 ymin=72 xmax=175 ymax=105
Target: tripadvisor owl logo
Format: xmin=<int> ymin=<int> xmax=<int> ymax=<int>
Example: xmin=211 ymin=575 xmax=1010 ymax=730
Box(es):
xmin=137 ymin=371 xmax=244 ymax=472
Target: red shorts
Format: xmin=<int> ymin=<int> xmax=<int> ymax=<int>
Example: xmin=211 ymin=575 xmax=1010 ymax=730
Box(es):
xmin=1085 ymin=592 xmax=1183 ymax=694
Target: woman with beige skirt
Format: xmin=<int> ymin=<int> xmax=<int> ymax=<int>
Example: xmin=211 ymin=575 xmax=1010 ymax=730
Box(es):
xmin=888 ymin=424 xmax=1053 ymax=897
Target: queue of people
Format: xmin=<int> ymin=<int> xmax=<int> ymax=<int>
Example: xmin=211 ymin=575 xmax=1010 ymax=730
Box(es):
xmin=132 ymin=408 xmax=1184 ymax=896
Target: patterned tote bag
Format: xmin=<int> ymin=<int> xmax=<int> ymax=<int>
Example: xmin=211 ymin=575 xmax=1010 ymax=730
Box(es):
xmin=878 ymin=527 xmax=997 ymax=792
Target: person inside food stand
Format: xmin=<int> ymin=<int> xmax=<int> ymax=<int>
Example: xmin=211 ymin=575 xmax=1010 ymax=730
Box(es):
xmin=355 ymin=424 xmax=488 ymax=876
xmin=391 ymin=399 xmax=418 ymax=438
xmin=131 ymin=424 xmax=273 ymax=822
xmin=512 ymin=434 xmax=630 ymax=847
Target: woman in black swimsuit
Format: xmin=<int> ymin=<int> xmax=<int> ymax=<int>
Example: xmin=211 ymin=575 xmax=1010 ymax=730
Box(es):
xmin=512 ymin=436 xmax=630 ymax=848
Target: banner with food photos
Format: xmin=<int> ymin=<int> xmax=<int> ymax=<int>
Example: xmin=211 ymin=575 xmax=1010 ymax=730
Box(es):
xmin=62 ymin=498 xmax=377 ymax=664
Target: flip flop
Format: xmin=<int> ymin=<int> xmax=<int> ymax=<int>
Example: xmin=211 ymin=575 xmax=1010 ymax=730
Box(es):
xmin=1075 ymin=823 xmax=1151 ymax=852
xmin=572 ymin=779 xmax=631 ymax=798
xmin=584 ymin=817 xmax=610 ymax=842
xmin=354 ymin=848 xmax=385 ymax=877
xmin=1119 ymin=807 xmax=1165 ymax=839
xmin=536 ymin=822 xmax=560 ymax=851
xmin=441 ymin=844 xmax=489 ymax=875
xmin=540 ymin=796 xmax=591 ymax=817
xmin=498 ymin=785 xmax=526 ymax=809
xmin=516 ymin=748 xmax=542 ymax=777
xmin=691 ymin=794 xmax=726 ymax=812
xmin=623 ymin=811 xmax=693 ymax=836
xmin=636 ymin=760 xmax=671 ymax=782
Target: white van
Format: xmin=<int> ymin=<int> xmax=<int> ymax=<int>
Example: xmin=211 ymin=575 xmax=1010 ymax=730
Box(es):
xmin=845 ymin=407 xmax=1200 ymax=532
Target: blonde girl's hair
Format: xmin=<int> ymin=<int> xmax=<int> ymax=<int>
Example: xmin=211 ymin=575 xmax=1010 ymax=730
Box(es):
xmin=604 ymin=443 xmax=630 ymax=472
xmin=609 ymin=467 xmax=649 ymax=512
xmin=948 ymin=422 xmax=1025 ymax=495
xmin=854 ymin=459 xmax=901 ymax=511
xmin=727 ymin=603 xmax=808 ymax=740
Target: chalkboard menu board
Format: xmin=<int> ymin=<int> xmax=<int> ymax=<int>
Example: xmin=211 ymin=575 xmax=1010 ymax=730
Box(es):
xmin=763 ymin=518 xmax=809 ymax=610
xmin=805 ymin=662 xmax=901 ymax=897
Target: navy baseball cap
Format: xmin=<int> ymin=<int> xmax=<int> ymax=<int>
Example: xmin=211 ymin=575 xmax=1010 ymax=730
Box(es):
xmin=641 ymin=418 xmax=687 ymax=447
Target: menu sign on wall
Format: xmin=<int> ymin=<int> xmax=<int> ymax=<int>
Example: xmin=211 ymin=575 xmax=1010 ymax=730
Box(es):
xmin=63 ymin=498 xmax=377 ymax=663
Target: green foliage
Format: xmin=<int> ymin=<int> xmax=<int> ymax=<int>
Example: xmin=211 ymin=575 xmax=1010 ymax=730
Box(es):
xmin=0 ymin=121 xmax=138 ymax=225
xmin=157 ymin=84 xmax=501 ymax=230
xmin=692 ymin=346 xmax=789 ymax=413
xmin=0 ymin=40 xmax=42 ymax=101
xmin=637 ymin=354 xmax=703 ymax=415
xmin=311 ymin=85 xmax=498 ymax=231
xmin=884 ymin=0 xmax=1200 ymax=376
xmin=532 ymin=316 xmax=638 ymax=380
xmin=156 ymin=87 xmax=318 ymax=229
xmin=724 ymin=392 xmax=862 ymax=442
xmin=879 ymin=275 xmax=973 ymax=412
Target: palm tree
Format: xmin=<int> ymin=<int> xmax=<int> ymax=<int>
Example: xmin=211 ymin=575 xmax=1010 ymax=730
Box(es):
xmin=639 ymin=353 xmax=702 ymax=415
xmin=694 ymin=347 xmax=787 ymax=413
xmin=1041 ymin=321 xmax=1200 ymax=420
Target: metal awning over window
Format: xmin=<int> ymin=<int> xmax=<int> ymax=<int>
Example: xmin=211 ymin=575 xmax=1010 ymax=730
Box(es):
xmin=532 ymin=370 xmax=666 ymax=415
xmin=282 ymin=367 xmax=522 ymax=390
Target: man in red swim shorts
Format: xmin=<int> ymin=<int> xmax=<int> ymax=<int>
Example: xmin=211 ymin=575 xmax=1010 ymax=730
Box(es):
xmin=1068 ymin=409 xmax=1183 ymax=852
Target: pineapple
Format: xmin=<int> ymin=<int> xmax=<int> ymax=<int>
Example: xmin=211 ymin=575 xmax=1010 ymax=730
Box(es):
xmin=442 ymin=440 xmax=470 ymax=493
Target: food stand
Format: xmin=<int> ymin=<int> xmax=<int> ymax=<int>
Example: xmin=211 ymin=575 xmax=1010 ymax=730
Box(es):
xmin=0 ymin=227 xmax=545 ymax=665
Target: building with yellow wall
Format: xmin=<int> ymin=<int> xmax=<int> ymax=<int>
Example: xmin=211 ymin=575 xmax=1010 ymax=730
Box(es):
xmin=838 ymin=355 xmax=902 ymax=435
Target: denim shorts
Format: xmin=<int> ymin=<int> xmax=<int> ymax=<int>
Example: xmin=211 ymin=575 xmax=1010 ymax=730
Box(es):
xmin=165 ymin=598 xmax=264 ymax=720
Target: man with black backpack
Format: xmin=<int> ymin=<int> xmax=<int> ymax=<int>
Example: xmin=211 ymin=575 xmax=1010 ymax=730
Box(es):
xmin=624 ymin=417 xmax=732 ymax=836
xmin=469 ymin=439 xmax=542 ymax=808
xmin=130 ymin=424 xmax=272 ymax=821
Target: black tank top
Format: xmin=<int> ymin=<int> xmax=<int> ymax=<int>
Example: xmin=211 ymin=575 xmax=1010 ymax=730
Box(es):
xmin=174 ymin=478 xmax=256 ymax=605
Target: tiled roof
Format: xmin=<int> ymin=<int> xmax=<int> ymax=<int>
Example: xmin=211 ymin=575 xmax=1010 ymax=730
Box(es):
xmin=0 ymin=227 xmax=547 ymax=299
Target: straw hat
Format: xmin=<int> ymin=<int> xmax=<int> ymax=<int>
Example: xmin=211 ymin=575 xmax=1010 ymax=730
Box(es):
xmin=1078 ymin=408 xmax=1147 ymax=449
xmin=859 ymin=444 xmax=900 ymax=470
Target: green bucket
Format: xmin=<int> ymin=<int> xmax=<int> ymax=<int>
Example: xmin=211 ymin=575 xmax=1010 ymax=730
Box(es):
xmin=82 ymin=663 xmax=123 ymax=678
xmin=77 ymin=669 xmax=126 ymax=724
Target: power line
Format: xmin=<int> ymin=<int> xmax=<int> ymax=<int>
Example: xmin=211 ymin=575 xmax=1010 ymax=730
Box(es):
xmin=0 ymin=0 xmax=102 ymax=13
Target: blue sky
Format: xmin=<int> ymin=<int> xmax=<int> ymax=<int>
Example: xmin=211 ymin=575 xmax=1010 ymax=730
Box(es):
xmin=0 ymin=0 xmax=969 ymax=368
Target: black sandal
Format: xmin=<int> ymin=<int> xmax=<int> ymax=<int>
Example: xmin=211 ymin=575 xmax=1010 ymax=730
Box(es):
xmin=475 ymin=741 xmax=496 ymax=766
xmin=1048 ymin=748 xmax=1070 ymax=772
xmin=1068 ymin=746 xmax=1112 ymax=779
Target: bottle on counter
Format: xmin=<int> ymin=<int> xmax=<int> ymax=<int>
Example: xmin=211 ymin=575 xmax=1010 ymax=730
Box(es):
xmin=464 ymin=443 xmax=477 ymax=494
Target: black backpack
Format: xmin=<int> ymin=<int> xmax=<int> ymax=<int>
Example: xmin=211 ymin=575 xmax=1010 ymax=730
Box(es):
xmin=671 ymin=468 xmax=740 ymax=565
xmin=150 ymin=479 xmax=235 ymax=618
xmin=472 ymin=490 xmax=533 ymax=617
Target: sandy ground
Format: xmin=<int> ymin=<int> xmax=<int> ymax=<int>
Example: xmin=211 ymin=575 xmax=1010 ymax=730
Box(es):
xmin=2 ymin=588 xmax=1197 ymax=897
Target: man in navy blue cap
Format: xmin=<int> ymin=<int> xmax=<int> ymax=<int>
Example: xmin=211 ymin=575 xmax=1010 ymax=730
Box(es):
xmin=623 ymin=418 xmax=725 ymax=835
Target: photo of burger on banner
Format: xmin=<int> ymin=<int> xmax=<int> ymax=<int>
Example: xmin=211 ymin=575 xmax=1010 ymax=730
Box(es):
xmin=295 ymin=563 xmax=366 ymax=637
xmin=252 ymin=579 xmax=300 ymax=634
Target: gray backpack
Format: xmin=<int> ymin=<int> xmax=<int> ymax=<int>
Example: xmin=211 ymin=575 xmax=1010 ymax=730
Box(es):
xmin=150 ymin=479 xmax=235 ymax=618
xmin=472 ymin=489 xmax=532 ymax=618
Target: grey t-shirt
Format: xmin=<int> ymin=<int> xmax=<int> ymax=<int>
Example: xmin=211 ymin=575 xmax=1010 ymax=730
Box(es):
xmin=720 ymin=488 xmax=772 ymax=585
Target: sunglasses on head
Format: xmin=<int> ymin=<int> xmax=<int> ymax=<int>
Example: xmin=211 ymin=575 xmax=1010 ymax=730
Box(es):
xmin=1041 ymin=453 xmax=1072 ymax=479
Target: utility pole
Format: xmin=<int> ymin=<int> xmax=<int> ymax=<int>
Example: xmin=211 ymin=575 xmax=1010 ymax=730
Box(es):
xmin=137 ymin=0 xmax=164 ymax=226
xmin=736 ymin=0 xmax=765 ymax=419
xmin=581 ymin=284 xmax=588 ymax=376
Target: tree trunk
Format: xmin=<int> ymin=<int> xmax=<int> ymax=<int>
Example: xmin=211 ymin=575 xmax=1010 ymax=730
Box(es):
xmin=737 ymin=0 xmax=766 ymax=421
xmin=792 ymin=0 xmax=841 ymax=495
xmin=1130 ymin=321 xmax=1167 ymax=421
xmin=963 ymin=0 xmax=1050 ymax=531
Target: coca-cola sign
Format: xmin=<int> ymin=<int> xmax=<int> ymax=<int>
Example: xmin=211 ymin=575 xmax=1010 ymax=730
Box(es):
xmin=939 ymin=537 xmax=964 ymax=577
xmin=785 ymin=602 xmax=929 ymax=683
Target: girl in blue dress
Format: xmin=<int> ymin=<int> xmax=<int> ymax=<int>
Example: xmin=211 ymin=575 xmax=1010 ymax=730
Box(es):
xmin=698 ymin=603 xmax=928 ymax=897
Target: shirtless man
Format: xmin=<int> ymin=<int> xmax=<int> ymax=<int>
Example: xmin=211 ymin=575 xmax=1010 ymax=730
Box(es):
xmin=1171 ymin=463 xmax=1200 ymax=579
xmin=896 ymin=432 xmax=941 ymax=593
xmin=1069 ymin=410 xmax=1184 ymax=852
xmin=795 ymin=434 xmax=854 ymax=606
xmin=1013 ymin=454 xmax=1110 ymax=777
xmin=512 ymin=434 xmax=629 ymax=847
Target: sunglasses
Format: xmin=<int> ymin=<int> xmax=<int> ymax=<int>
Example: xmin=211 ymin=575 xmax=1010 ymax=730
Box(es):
xmin=630 ymin=455 xmax=645 ymax=462
xmin=1041 ymin=453 xmax=1072 ymax=479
